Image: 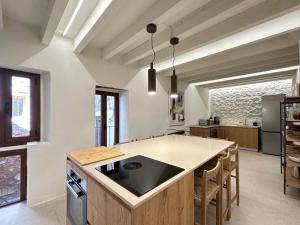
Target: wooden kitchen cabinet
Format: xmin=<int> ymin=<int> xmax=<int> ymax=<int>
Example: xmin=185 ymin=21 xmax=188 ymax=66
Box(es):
xmin=218 ymin=126 xmax=259 ymax=150
xmin=190 ymin=126 xmax=218 ymax=138
xmin=87 ymin=173 xmax=194 ymax=225
xmin=190 ymin=125 xmax=259 ymax=150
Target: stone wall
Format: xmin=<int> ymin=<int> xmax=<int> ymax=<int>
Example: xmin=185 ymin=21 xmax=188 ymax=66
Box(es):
xmin=209 ymin=79 xmax=292 ymax=125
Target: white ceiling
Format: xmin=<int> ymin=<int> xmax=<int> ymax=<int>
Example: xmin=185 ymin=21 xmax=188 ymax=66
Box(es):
xmin=1 ymin=0 xmax=300 ymax=87
xmin=57 ymin=0 xmax=99 ymax=38
xmin=90 ymin=0 xmax=157 ymax=48
xmin=2 ymin=0 xmax=49 ymax=27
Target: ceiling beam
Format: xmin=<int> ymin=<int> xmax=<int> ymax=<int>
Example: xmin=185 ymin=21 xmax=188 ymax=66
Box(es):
xmin=0 ymin=0 xmax=3 ymax=31
xmin=138 ymin=0 xmax=300 ymax=69
xmin=199 ymin=70 xmax=295 ymax=89
xmin=41 ymin=0 xmax=69 ymax=45
xmin=159 ymin=34 xmax=297 ymax=76
xmin=102 ymin=0 xmax=210 ymax=60
xmin=123 ymin=0 xmax=263 ymax=65
xmin=184 ymin=57 xmax=299 ymax=83
xmin=290 ymin=30 xmax=300 ymax=41
xmin=73 ymin=0 xmax=119 ymax=53
xmin=178 ymin=47 xmax=298 ymax=79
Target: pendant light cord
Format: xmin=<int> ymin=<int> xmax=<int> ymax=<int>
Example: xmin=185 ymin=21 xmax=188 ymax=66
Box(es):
xmin=172 ymin=45 xmax=175 ymax=71
xmin=151 ymin=33 xmax=156 ymax=63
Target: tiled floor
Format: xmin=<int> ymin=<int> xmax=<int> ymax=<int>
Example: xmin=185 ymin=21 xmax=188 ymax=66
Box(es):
xmin=0 ymin=197 xmax=65 ymax=225
xmin=1 ymin=150 xmax=300 ymax=225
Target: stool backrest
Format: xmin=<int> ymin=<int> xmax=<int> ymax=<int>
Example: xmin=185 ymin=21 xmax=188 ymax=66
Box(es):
xmin=221 ymin=151 xmax=231 ymax=171
xmin=229 ymin=144 xmax=239 ymax=169
xmin=201 ymin=159 xmax=222 ymax=197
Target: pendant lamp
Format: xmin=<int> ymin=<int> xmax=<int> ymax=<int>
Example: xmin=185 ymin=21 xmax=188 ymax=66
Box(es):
xmin=170 ymin=37 xmax=179 ymax=98
xmin=146 ymin=23 xmax=157 ymax=95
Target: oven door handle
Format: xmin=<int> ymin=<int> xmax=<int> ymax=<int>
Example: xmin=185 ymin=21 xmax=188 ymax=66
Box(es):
xmin=65 ymin=180 xmax=83 ymax=199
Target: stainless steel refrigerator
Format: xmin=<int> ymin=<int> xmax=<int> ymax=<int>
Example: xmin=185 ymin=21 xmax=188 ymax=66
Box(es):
xmin=262 ymin=94 xmax=285 ymax=155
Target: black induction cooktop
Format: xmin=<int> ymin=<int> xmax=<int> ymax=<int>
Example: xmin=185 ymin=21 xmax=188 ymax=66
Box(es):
xmin=95 ymin=155 xmax=184 ymax=197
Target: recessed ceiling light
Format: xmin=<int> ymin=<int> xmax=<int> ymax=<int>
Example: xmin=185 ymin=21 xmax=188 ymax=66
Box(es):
xmin=192 ymin=66 xmax=299 ymax=86
xmin=63 ymin=0 xmax=84 ymax=37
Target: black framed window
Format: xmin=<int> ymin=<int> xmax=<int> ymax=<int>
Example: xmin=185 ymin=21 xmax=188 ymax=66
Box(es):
xmin=0 ymin=68 xmax=40 ymax=147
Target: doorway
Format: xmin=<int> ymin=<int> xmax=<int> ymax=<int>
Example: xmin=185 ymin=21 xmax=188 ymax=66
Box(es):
xmin=95 ymin=91 xmax=119 ymax=147
xmin=0 ymin=149 xmax=27 ymax=207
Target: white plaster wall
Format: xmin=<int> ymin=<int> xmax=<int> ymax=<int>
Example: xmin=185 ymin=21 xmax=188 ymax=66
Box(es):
xmin=210 ymin=79 xmax=292 ymax=125
xmin=0 ymin=18 xmax=207 ymax=205
xmin=0 ymin=19 xmax=98 ymax=205
xmin=185 ymin=85 xmax=210 ymax=125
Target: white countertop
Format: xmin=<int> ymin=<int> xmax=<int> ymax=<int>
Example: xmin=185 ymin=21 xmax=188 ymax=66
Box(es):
xmin=76 ymin=135 xmax=234 ymax=208
xmin=190 ymin=124 xmax=260 ymax=129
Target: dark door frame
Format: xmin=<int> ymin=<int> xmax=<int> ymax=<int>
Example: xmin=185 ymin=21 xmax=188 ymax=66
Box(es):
xmin=0 ymin=148 xmax=27 ymax=207
xmin=95 ymin=90 xmax=119 ymax=146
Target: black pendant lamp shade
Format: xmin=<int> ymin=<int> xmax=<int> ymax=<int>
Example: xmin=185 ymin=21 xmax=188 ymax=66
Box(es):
xmin=170 ymin=70 xmax=178 ymax=98
xmin=170 ymin=37 xmax=179 ymax=98
xmin=148 ymin=62 xmax=156 ymax=95
xmin=147 ymin=23 xmax=157 ymax=95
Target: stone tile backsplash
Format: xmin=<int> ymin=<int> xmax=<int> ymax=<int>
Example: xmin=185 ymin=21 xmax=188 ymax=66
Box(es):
xmin=209 ymin=79 xmax=292 ymax=125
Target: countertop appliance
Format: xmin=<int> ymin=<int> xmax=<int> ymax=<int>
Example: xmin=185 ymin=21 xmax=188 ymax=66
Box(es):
xmin=95 ymin=155 xmax=184 ymax=197
xmin=66 ymin=164 xmax=87 ymax=225
xmin=199 ymin=119 xmax=213 ymax=126
xmin=262 ymin=94 xmax=285 ymax=155
xmin=213 ymin=116 xmax=220 ymax=125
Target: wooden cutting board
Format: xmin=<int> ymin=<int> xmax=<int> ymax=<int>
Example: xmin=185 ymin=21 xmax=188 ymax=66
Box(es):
xmin=67 ymin=146 xmax=125 ymax=166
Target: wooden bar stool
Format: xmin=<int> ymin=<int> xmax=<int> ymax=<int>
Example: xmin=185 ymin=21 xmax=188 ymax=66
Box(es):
xmin=220 ymin=152 xmax=232 ymax=222
xmin=194 ymin=159 xmax=222 ymax=225
xmin=229 ymin=144 xmax=240 ymax=206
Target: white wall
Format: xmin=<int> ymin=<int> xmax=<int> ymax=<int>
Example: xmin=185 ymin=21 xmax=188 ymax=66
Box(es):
xmin=185 ymin=85 xmax=210 ymax=125
xmin=0 ymin=18 xmax=208 ymax=206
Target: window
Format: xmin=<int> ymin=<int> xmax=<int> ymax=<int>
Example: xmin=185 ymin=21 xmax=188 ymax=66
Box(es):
xmin=0 ymin=68 xmax=40 ymax=147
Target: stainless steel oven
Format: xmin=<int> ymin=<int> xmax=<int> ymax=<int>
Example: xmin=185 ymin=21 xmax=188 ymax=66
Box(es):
xmin=66 ymin=165 xmax=87 ymax=225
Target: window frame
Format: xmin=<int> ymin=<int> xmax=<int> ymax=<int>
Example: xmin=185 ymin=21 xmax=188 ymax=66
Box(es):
xmin=0 ymin=68 xmax=40 ymax=147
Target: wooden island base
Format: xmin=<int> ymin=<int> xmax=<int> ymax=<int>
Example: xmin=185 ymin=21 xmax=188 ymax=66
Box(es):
xmin=87 ymin=172 xmax=194 ymax=225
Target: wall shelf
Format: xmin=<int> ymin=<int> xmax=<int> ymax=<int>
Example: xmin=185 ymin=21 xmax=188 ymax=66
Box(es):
xmin=281 ymin=97 xmax=300 ymax=194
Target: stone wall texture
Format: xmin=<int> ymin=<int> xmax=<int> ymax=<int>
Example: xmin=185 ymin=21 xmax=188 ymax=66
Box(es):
xmin=209 ymin=79 xmax=292 ymax=125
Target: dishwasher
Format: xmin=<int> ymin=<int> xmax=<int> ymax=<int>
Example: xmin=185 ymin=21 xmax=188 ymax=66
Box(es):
xmin=66 ymin=164 xmax=87 ymax=225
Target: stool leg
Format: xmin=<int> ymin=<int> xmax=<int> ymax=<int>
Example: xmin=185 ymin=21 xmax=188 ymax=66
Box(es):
xmin=236 ymin=167 xmax=240 ymax=206
xmin=226 ymin=177 xmax=231 ymax=221
xmin=216 ymin=191 xmax=223 ymax=225
xmin=201 ymin=201 xmax=207 ymax=225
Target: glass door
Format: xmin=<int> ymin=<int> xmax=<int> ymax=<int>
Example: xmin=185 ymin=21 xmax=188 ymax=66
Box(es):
xmin=0 ymin=149 xmax=27 ymax=207
xmin=95 ymin=91 xmax=119 ymax=148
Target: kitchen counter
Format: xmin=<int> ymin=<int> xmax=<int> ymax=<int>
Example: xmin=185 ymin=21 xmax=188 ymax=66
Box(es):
xmin=190 ymin=124 xmax=260 ymax=129
xmin=189 ymin=124 xmax=218 ymax=128
xmin=220 ymin=124 xmax=260 ymax=129
xmin=67 ymin=135 xmax=234 ymax=209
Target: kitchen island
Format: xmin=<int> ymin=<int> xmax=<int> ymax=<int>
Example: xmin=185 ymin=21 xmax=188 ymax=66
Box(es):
xmin=66 ymin=135 xmax=234 ymax=225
